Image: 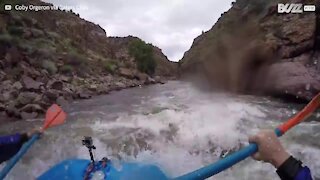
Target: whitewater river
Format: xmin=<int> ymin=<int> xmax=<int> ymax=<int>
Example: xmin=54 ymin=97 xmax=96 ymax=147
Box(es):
xmin=1 ymin=81 xmax=320 ymax=180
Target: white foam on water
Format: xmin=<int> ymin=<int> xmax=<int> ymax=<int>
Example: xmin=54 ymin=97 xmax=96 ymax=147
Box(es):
xmin=89 ymin=92 xmax=268 ymax=178
xmin=3 ymin=81 xmax=320 ymax=180
xmin=287 ymin=144 xmax=320 ymax=178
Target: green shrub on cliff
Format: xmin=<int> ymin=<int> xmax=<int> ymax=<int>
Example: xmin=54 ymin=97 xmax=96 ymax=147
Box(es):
xmin=66 ymin=51 xmax=87 ymax=66
xmin=0 ymin=33 xmax=13 ymax=44
xmin=60 ymin=65 xmax=73 ymax=74
xmin=0 ymin=33 xmax=22 ymax=47
xmin=129 ymin=39 xmax=156 ymax=75
xmin=8 ymin=26 xmax=24 ymax=36
xmin=103 ymin=61 xmax=117 ymax=74
xmin=42 ymin=60 xmax=57 ymax=74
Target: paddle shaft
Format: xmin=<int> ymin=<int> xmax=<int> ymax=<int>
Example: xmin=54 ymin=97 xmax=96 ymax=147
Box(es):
xmin=0 ymin=134 xmax=40 ymax=180
xmin=175 ymin=129 xmax=283 ymax=180
xmin=175 ymin=93 xmax=320 ymax=180
xmin=0 ymin=104 xmax=66 ymax=179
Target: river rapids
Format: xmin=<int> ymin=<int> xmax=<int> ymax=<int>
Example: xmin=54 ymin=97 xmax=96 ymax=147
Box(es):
xmin=1 ymin=81 xmax=320 ymax=180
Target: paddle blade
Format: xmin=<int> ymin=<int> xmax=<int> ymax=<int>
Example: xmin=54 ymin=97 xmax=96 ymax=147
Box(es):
xmin=278 ymin=93 xmax=320 ymax=134
xmin=43 ymin=104 xmax=66 ymax=130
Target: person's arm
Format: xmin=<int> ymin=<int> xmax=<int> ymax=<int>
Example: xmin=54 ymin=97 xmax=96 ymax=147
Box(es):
xmin=276 ymin=156 xmax=312 ymax=180
xmin=0 ymin=133 xmax=30 ymax=164
xmin=249 ymin=130 xmax=313 ymax=180
xmin=0 ymin=133 xmax=29 ymax=146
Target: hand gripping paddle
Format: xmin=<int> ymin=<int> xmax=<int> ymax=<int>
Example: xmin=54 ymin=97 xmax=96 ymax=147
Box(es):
xmin=0 ymin=104 xmax=67 ymax=179
xmin=176 ymin=93 xmax=320 ymax=180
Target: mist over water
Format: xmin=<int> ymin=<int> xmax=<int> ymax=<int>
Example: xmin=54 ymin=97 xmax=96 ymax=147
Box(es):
xmin=1 ymin=81 xmax=320 ymax=180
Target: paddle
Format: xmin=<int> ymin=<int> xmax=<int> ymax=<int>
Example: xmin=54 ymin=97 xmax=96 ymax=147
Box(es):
xmin=0 ymin=104 xmax=66 ymax=179
xmin=175 ymin=93 xmax=320 ymax=180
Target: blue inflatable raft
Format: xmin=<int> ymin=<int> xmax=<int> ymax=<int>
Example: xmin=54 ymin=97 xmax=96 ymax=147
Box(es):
xmin=38 ymin=158 xmax=169 ymax=180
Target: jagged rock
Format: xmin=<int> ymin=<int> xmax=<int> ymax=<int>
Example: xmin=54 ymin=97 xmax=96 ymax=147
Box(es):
xmin=61 ymin=87 xmax=74 ymax=98
xmin=1 ymin=80 xmax=12 ymax=91
xmin=266 ymin=59 xmax=320 ymax=100
xmin=5 ymin=103 xmax=21 ymax=118
xmin=88 ymin=84 xmax=98 ymax=92
xmin=0 ymin=103 xmax=5 ymax=111
xmin=179 ymin=0 xmax=318 ymax=100
xmin=17 ymin=92 xmax=39 ymax=106
xmin=147 ymin=77 xmax=156 ymax=84
xmin=12 ymin=81 xmax=23 ymax=90
xmin=4 ymin=47 xmax=22 ymax=67
xmin=78 ymin=92 xmax=92 ymax=99
xmin=21 ymin=112 xmax=38 ymax=120
xmin=22 ymin=75 xmax=44 ymax=90
xmin=119 ymin=68 xmax=135 ymax=79
xmin=154 ymin=76 xmax=165 ymax=84
xmin=99 ymin=75 xmax=113 ymax=83
xmin=59 ymin=75 xmax=71 ymax=82
xmin=0 ymin=89 xmax=18 ymax=102
xmin=31 ymin=28 xmax=45 ymax=38
xmin=0 ymin=71 xmax=5 ymax=81
xmin=38 ymin=96 xmax=51 ymax=109
xmin=40 ymin=69 xmax=49 ymax=77
xmin=20 ymin=104 xmax=44 ymax=113
xmin=1 ymin=92 xmax=12 ymax=102
xmin=20 ymin=62 xmax=42 ymax=78
xmin=50 ymin=81 xmax=64 ymax=90
xmin=44 ymin=89 xmax=61 ymax=101
xmin=0 ymin=0 xmax=176 ymax=121
xmin=136 ymin=73 xmax=149 ymax=81
xmin=31 ymin=18 xmax=38 ymax=26
xmin=56 ymin=96 xmax=68 ymax=107
xmin=97 ymin=85 xmax=110 ymax=94
xmin=0 ymin=61 xmax=5 ymax=69
xmin=114 ymin=82 xmax=126 ymax=90
xmin=22 ymin=28 xmax=32 ymax=39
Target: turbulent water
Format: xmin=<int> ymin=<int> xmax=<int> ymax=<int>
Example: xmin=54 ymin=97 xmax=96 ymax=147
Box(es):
xmin=1 ymin=81 xmax=320 ymax=180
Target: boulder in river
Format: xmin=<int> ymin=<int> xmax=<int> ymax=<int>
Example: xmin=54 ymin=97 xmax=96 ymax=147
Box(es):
xmin=77 ymin=91 xmax=92 ymax=99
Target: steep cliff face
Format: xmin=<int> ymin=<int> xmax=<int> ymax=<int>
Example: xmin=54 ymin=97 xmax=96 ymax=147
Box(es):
xmin=0 ymin=0 xmax=177 ymax=121
xmin=107 ymin=36 xmax=178 ymax=77
xmin=180 ymin=0 xmax=320 ymax=101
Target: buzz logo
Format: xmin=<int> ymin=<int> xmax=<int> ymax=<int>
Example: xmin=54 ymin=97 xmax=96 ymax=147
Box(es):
xmin=278 ymin=3 xmax=303 ymax=13
xmin=278 ymin=4 xmax=316 ymax=13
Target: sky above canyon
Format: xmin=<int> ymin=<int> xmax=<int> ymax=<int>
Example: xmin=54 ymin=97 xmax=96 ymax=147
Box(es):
xmin=44 ymin=0 xmax=233 ymax=61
